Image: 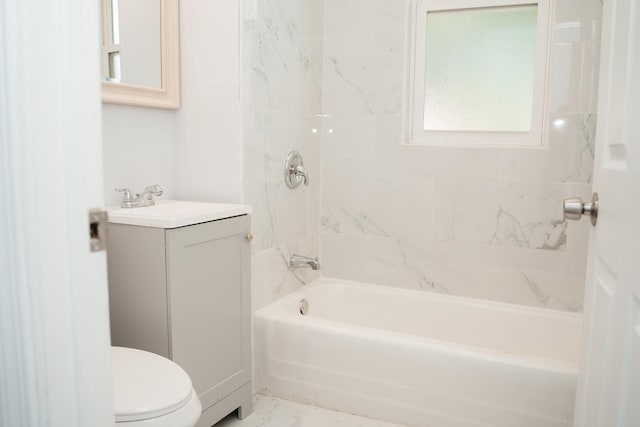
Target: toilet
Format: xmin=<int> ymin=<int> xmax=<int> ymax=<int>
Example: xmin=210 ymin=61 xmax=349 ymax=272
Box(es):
xmin=112 ymin=346 xmax=202 ymax=427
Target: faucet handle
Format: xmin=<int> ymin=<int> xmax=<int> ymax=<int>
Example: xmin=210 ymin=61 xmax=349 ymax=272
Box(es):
xmin=115 ymin=188 xmax=136 ymax=208
xmin=115 ymin=188 xmax=135 ymax=201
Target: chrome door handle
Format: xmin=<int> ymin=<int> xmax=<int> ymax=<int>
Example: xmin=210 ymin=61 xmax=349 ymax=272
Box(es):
xmin=563 ymin=192 xmax=598 ymax=226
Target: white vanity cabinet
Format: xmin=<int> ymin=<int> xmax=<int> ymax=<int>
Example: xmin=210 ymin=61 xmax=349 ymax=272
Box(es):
xmin=106 ymin=201 xmax=252 ymax=427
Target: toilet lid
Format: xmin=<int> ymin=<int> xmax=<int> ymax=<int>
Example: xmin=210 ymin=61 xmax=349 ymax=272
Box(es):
xmin=111 ymin=347 xmax=195 ymax=422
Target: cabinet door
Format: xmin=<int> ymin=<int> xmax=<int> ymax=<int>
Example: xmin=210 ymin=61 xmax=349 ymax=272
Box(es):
xmin=165 ymin=216 xmax=251 ymax=411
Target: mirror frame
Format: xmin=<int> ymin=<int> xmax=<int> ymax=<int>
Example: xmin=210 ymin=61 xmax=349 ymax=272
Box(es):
xmin=101 ymin=0 xmax=180 ymax=109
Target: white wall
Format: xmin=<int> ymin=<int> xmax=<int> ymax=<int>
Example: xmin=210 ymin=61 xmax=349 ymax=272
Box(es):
xmin=102 ymin=105 xmax=177 ymax=206
xmin=174 ymin=0 xmax=242 ymax=203
xmin=102 ymin=0 xmax=242 ymax=207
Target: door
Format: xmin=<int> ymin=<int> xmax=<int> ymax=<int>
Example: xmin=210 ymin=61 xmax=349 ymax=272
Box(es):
xmin=0 ymin=0 xmax=113 ymax=426
xmin=573 ymin=0 xmax=640 ymax=425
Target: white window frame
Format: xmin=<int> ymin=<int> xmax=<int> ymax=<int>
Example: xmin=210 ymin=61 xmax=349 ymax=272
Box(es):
xmin=407 ymin=0 xmax=551 ymax=147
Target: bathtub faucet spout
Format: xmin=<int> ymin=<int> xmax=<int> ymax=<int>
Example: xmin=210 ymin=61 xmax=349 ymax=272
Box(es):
xmin=289 ymin=254 xmax=321 ymax=271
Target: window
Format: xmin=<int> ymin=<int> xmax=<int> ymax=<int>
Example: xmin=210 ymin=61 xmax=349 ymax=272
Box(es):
xmin=408 ymin=0 xmax=550 ymax=146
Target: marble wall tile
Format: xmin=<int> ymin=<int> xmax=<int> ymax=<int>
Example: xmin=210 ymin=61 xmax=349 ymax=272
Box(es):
xmin=270 ymin=180 xmax=310 ymax=246
xmin=262 ymin=112 xmax=321 ymax=183
xmin=433 ymin=239 xmax=587 ymax=311
xmin=323 ymin=0 xmax=375 ymax=49
xmin=244 ymin=0 xmax=324 ymax=115
xmin=321 ymin=233 xmax=587 ymax=310
xmin=372 ymin=0 xmax=407 ymax=55
xmin=323 ymin=0 xmax=406 ymax=56
xmin=243 ymin=110 xmax=321 ymax=191
xmin=497 ymin=113 xmax=596 ymax=184
xmin=245 ymin=0 xmax=599 ymax=313
xmin=434 ymin=181 xmax=573 ymax=250
xmin=363 ymin=236 xmax=450 ymax=294
xmin=323 ymin=52 xmax=404 ymax=116
xmin=251 ymin=237 xmax=321 ymax=310
xmin=550 ymin=0 xmax=602 ymax=113
xmin=322 ymin=175 xmax=434 ymax=241
xmin=321 ymin=179 xmax=389 ymax=237
xmin=319 ymin=0 xmax=600 ymax=311
xmin=243 ymin=0 xmax=323 ymax=310
xmin=243 ymin=148 xmax=317 ymax=252
xmin=322 ymin=115 xmax=377 ymax=181
xmin=243 ymin=109 xmax=266 ymax=184
xmin=432 ymin=262 xmax=584 ymax=311
xmin=548 ymin=41 xmax=600 ymax=114
xmin=321 ymin=1 xmax=405 ymax=115
xmin=244 ymin=181 xmax=275 ymax=253
xmin=321 ymin=232 xmax=370 ymax=282
xmin=374 ymin=115 xmax=501 ymax=181
xmin=367 ymin=176 xmax=434 ymax=241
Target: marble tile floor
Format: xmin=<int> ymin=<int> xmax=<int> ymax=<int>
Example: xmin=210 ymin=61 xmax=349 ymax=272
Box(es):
xmin=215 ymin=395 xmax=404 ymax=427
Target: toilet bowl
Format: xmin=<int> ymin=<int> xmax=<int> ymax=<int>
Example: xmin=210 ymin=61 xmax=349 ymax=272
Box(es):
xmin=112 ymin=346 xmax=202 ymax=427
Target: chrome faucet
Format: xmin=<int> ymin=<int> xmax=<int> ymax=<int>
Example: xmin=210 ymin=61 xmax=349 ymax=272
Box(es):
xmin=289 ymin=254 xmax=321 ymax=270
xmin=116 ymin=185 xmax=163 ymax=208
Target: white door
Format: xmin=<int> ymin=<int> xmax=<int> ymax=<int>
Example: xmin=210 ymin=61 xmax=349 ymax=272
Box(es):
xmin=573 ymin=0 xmax=640 ymax=425
xmin=0 ymin=0 xmax=113 ymax=426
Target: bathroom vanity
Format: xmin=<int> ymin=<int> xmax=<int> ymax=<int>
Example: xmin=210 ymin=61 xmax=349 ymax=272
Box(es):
xmin=106 ymin=200 xmax=253 ymax=427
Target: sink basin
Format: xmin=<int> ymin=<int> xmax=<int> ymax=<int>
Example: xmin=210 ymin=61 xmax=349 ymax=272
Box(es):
xmin=107 ymin=200 xmax=252 ymax=229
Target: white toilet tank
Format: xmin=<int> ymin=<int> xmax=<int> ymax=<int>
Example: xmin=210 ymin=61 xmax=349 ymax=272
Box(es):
xmin=111 ymin=347 xmax=201 ymax=427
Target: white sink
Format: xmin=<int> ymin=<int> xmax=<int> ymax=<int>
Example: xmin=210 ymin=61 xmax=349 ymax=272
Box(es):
xmin=107 ymin=200 xmax=252 ymax=229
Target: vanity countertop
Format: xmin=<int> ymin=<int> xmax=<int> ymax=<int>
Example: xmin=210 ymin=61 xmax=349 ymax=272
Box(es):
xmin=107 ymin=200 xmax=252 ymax=229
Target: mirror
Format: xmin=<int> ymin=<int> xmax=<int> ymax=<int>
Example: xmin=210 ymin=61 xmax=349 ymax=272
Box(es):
xmin=101 ymin=0 xmax=180 ymax=109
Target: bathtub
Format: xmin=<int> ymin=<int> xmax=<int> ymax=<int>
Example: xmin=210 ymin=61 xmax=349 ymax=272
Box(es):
xmin=253 ymin=278 xmax=582 ymax=427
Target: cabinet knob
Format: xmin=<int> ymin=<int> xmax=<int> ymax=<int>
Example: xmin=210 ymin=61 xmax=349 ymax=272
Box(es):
xmin=246 ymin=233 xmax=254 ymax=242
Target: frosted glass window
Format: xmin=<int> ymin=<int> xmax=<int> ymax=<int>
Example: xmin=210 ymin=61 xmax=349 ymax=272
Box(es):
xmin=423 ymin=5 xmax=537 ymax=132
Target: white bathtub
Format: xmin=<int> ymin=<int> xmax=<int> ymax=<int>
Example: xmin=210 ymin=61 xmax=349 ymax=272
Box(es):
xmin=254 ymin=278 xmax=582 ymax=427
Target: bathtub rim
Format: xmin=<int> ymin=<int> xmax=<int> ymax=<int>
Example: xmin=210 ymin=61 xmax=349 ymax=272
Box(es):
xmin=256 ymin=277 xmax=583 ymax=321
